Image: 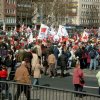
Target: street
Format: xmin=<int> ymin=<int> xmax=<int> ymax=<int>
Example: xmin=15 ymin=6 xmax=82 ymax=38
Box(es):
xmin=39 ymin=73 xmax=98 ymax=95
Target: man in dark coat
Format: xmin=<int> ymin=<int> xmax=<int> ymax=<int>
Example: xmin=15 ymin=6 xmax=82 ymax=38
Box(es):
xmin=59 ymin=50 xmax=67 ymax=77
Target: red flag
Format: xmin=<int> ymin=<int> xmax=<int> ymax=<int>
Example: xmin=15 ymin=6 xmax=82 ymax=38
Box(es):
xmin=41 ymin=28 xmax=46 ymax=33
xmin=81 ymin=31 xmax=89 ymax=42
xmin=83 ymin=34 xmax=88 ymax=40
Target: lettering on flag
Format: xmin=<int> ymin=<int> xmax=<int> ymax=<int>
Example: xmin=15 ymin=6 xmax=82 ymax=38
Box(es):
xmin=41 ymin=28 xmax=47 ymax=33
xmin=81 ymin=31 xmax=89 ymax=42
xmin=38 ymin=24 xmax=49 ymax=39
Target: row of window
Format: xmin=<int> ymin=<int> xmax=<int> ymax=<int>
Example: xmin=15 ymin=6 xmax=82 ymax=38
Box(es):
xmin=5 ymin=17 xmax=16 ymax=24
xmin=82 ymin=4 xmax=100 ymax=9
xmin=81 ymin=19 xmax=100 ymax=23
xmin=81 ymin=11 xmax=99 ymax=16
xmin=5 ymin=9 xmax=15 ymax=14
xmin=82 ymin=0 xmax=100 ymax=2
xmin=6 ymin=0 xmax=16 ymax=4
xmin=17 ymin=4 xmax=32 ymax=8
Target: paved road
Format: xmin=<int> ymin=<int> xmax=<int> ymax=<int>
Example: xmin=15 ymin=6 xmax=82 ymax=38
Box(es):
xmin=39 ymin=72 xmax=99 ymax=95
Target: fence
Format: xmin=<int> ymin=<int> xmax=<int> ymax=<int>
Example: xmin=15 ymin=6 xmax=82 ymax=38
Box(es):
xmin=0 ymin=81 xmax=100 ymax=100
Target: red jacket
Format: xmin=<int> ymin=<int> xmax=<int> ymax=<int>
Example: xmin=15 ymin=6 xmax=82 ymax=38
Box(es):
xmin=73 ymin=67 xmax=84 ymax=86
xmin=0 ymin=69 xmax=8 ymax=78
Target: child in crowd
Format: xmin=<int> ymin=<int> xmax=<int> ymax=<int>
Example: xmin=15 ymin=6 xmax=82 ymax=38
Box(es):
xmin=0 ymin=65 xmax=8 ymax=95
xmin=0 ymin=65 xmax=8 ymax=81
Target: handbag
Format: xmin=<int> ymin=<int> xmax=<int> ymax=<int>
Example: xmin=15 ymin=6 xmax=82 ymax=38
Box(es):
xmin=80 ymin=77 xmax=85 ymax=84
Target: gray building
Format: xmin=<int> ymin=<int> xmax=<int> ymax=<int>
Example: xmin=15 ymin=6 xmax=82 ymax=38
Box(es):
xmin=76 ymin=0 xmax=100 ymax=27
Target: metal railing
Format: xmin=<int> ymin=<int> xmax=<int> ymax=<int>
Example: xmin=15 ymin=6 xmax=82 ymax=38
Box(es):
xmin=0 ymin=81 xmax=100 ymax=100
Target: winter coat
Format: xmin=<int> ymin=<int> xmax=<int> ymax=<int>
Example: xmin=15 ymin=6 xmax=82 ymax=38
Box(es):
xmin=59 ymin=54 xmax=67 ymax=67
xmin=31 ymin=53 xmax=39 ymax=71
xmin=75 ymin=48 xmax=82 ymax=59
xmin=86 ymin=53 xmax=90 ymax=63
xmin=53 ymin=46 xmax=59 ymax=60
xmin=33 ymin=63 xmax=43 ymax=78
xmin=0 ymin=69 xmax=8 ymax=78
xmin=14 ymin=63 xmax=31 ymax=84
xmin=34 ymin=45 xmax=42 ymax=57
xmin=48 ymin=54 xmax=56 ymax=64
xmin=73 ymin=67 xmax=84 ymax=86
xmin=96 ymin=71 xmax=100 ymax=87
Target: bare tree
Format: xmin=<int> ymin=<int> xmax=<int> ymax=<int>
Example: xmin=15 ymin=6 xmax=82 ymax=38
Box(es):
xmin=31 ymin=0 xmax=77 ymax=27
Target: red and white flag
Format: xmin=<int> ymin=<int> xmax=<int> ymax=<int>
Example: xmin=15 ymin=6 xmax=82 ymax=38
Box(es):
xmin=57 ymin=25 xmax=69 ymax=37
xmin=38 ymin=24 xmax=49 ymax=39
xmin=26 ymin=27 xmax=32 ymax=33
xmin=49 ymin=27 xmax=56 ymax=36
xmin=27 ymin=32 xmax=33 ymax=44
xmin=20 ymin=24 xmax=25 ymax=32
xmin=81 ymin=31 xmax=89 ymax=42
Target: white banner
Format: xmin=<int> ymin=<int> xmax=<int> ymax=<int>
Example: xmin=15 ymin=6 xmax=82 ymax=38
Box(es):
xmin=38 ymin=24 xmax=49 ymax=39
xmin=57 ymin=25 xmax=69 ymax=37
xmin=81 ymin=31 xmax=89 ymax=42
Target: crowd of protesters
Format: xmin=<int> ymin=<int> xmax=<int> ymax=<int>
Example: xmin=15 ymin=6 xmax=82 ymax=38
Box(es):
xmin=0 ymin=28 xmax=100 ymax=99
xmin=0 ymin=29 xmax=99 ymax=79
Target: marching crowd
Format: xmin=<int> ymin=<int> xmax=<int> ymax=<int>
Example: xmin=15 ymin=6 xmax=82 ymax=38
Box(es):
xmin=0 ymin=29 xmax=100 ymax=99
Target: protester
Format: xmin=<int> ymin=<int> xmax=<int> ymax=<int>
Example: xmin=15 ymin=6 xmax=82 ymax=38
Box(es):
xmin=47 ymin=50 xmax=56 ymax=77
xmin=73 ymin=59 xmax=85 ymax=97
xmin=14 ymin=61 xmax=31 ymax=100
xmin=4 ymin=53 xmax=12 ymax=80
xmin=34 ymin=40 xmax=42 ymax=58
xmin=0 ymin=65 xmax=9 ymax=98
xmin=89 ymin=47 xmax=99 ymax=70
xmin=53 ymin=44 xmax=59 ymax=70
xmin=59 ymin=50 xmax=67 ymax=77
xmin=32 ymin=58 xmax=43 ymax=85
xmin=0 ymin=24 xmax=100 ymax=98
xmin=0 ymin=65 xmax=8 ymax=81
xmin=96 ymin=71 xmax=100 ymax=95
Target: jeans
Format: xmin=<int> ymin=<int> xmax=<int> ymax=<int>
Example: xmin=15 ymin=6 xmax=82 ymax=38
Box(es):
xmin=33 ymin=78 xmax=39 ymax=85
xmin=89 ymin=58 xmax=97 ymax=70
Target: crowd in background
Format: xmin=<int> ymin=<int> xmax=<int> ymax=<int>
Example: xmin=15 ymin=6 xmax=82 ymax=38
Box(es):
xmin=0 ymin=31 xmax=99 ymax=80
xmin=0 ymin=28 xmax=100 ymax=99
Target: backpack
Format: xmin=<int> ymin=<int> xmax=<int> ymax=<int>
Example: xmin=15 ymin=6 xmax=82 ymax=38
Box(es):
xmin=89 ymin=50 xmax=96 ymax=58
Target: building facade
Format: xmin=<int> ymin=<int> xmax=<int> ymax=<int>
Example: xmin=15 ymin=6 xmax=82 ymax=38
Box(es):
xmin=66 ymin=0 xmax=78 ymax=25
xmin=0 ymin=0 xmax=4 ymax=27
xmin=0 ymin=0 xmax=16 ymax=30
xmin=76 ymin=0 xmax=100 ymax=27
xmin=0 ymin=0 xmax=33 ymax=30
xmin=16 ymin=0 xmax=32 ymax=27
